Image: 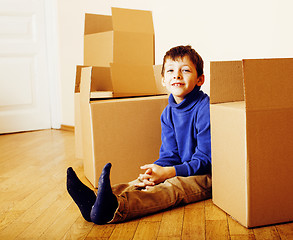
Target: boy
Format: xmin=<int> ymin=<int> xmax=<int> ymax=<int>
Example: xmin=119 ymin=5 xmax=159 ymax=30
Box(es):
xmin=67 ymin=45 xmax=212 ymax=224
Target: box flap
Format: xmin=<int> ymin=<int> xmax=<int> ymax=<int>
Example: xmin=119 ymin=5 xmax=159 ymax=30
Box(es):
xmin=243 ymin=58 xmax=293 ymax=111
xmin=75 ymin=66 xmax=113 ymax=93
xmin=110 ymin=63 xmax=164 ymax=95
xmin=111 ymin=7 xmax=154 ymax=34
xmin=84 ymin=13 xmax=112 ymax=35
xmin=113 ymin=31 xmax=154 ymax=65
xmin=75 ymin=65 xmax=87 ymax=93
xmin=153 ymin=65 xmax=169 ymax=95
xmin=84 ymin=31 xmax=114 ymax=67
xmin=210 ymin=61 xmax=244 ymax=104
xmin=80 ymin=67 xmax=96 ymax=184
xmin=90 ymin=66 xmax=113 ymax=91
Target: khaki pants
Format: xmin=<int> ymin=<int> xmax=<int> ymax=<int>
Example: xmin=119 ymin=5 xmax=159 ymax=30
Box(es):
xmin=109 ymin=174 xmax=212 ymax=223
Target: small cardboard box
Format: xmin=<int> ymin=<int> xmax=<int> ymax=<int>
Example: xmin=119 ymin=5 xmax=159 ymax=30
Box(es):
xmin=210 ymin=58 xmax=293 ymax=228
xmin=75 ymin=66 xmax=168 ymax=187
xmin=84 ymin=7 xmax=154 ymax=67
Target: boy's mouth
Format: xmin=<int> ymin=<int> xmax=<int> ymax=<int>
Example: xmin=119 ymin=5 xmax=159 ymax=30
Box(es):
xmin=172 ymin=83 xmax=185 ymax=87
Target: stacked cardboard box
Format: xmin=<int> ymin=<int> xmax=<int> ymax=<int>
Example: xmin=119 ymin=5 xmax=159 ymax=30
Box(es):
xmin=75 ymin=7 xmax=168 ymax=187
xmin=210 ymin=58 xmax=293 ymax=228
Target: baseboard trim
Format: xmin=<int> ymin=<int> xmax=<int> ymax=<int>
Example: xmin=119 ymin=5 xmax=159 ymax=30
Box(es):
xmin=60 ymin=125 xmax=75 ymax=132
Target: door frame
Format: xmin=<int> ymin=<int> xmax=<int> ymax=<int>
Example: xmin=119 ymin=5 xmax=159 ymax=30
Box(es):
xmin=45 ymin=0 xmax=61 ymax=129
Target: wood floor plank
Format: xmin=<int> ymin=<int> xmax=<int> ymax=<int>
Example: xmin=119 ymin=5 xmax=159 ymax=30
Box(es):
xmin=205 ymin=220 xmax=230 ymax=240
xmin=16 ymin=192 xmax=72 ymax=239
xmin=157 ymin=207 xmax=184 ymax=238
xmin=17 ymin=184 xmax=67 ymax=224
xmin=132 ymin=221 xmax=160 ymax=240
xmin=230 ymin=235 xmax=256 ymax=240
xmin=157 ymin=237 xmax=181 ymax=240
xmin=85 ymin=224 xmax=115 ymax=240
xmin=140 ymin=211 xmax=163 ymax=222
xmin=62 ymin=216 xmax=94 ymax=240
xmin=276 ymin=222 xmax=293 ymax=240
xmin=37 ymin=202 xmax=81 ymax=239
xmin=204 ymin=199 xmax=227 ymax=221
xmin=182 ymin=201 xmax=205 ymax=240
xmin=0 ymin=209 xmax=26 ymax=233
xmin=108 ymin=220 xmax=139 ymax=240
xmin=253 ymin=226 xmax=281 ymax=240
xmin=0 ymin=174 xmax=55 ymax=232
xmin=227 ymin=216 xmax=254 ymax=237
xmin=0 ymin=221 xmax=31 ymax=240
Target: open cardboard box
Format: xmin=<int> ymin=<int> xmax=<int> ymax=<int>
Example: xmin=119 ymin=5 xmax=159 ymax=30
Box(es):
xmin=210 ymin=58 xmax=293 ymax=228
xmin=84 ymin=7 xmax=154 ymax=67
xmin=75 ymin=7 xmax=170 ymax=186
xmin=75 ymin=65 xmax=168 ymax=187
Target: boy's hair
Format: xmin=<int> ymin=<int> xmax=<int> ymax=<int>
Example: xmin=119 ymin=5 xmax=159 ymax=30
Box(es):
xmin=161 ymin=45 xmax=204 ymax=77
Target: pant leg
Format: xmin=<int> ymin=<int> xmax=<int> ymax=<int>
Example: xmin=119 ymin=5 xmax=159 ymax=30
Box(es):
xmin=111 ymin=179 xmax=140 ymax=196
xmin=109 ymin=174 xmax=212 ymax=223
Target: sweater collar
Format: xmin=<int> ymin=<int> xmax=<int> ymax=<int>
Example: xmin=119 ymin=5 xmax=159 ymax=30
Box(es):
xmin=169 ymin=85 xmax=202 ymax=110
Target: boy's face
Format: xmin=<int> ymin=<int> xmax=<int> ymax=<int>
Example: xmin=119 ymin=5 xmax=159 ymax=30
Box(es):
xmin=162 ymin=56 xmax=204 ymax=104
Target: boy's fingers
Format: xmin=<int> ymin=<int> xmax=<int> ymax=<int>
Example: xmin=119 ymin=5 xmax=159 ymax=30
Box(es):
xmin=134 ymin=181 xmax=146 ymax=187
xmin=140 ymin=164 xmax=154 ymax=170
xmin=139 ymin=173 xmax=152 ymax=181
xmin=134 ymin=179 xmax=155 ymax=188
xmin=143 ymin=179 xmax=155 ymax=186
xmin=145 ymin=185 xmax=154 ymax=190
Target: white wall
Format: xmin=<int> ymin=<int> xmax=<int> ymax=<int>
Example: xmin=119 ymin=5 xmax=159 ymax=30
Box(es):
xmin=57 ymin=0 xmax=293 ymax=126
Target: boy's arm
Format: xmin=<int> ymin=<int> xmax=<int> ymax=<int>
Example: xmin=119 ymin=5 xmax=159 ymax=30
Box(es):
xmin=136 ymin=100 xmax=211 ymax=187
xmin=174 ymin=100 xmax=211 ymax=176
xmin=134 ymin=109 xmax=179 ymax=188
xmin=155 ymin=101 xmax=211 ymax=176
xmin=153 ymin=109 xmax=182 ymax=167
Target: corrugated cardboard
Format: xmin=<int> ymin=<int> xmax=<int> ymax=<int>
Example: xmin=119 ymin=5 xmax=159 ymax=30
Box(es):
xmin=84 ymin=7 xmax=154 ymax=67
xmin=74 ymin=64 xmax=167 ymax=160
xmin=79 ymin=67 xmax=168 ymax=187
xmin=75 ymin=7 xmax=169 ymax=186
xmin=210 ymin=58 xmax=293 ymax=228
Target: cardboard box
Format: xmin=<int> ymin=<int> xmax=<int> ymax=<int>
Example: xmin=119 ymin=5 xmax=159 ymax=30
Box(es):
xmin=77 ymin=66 xmax=168 ymax=187
xmin=75 ymin=7 xmax=169 ymax=187
xmin=210 ymin=58 xmax=293 ymax=228
xmin=74 ymin=64 xmax=167 ymax=160
xmin=84 ymin=7 xmax=154 ymax=67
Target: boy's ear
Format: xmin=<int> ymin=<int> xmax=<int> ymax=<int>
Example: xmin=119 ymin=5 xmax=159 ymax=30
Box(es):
xmin=161 ymin=77 xmax=166 ymax=87
xmin=196 ymin=75 xmax=205 ymax=86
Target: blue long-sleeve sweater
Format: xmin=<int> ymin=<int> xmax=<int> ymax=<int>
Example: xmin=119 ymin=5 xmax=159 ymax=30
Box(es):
xmin=154 ymin=86 xmax=211 ymax=177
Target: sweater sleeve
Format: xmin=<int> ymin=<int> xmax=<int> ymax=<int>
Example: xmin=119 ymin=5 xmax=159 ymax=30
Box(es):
xmin=154 ymin=108 xmax=182 ymax=167
xmin=174 ymin=99 xmax=211 ymax=176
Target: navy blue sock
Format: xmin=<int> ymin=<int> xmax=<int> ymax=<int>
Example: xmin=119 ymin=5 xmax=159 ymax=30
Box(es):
xmin=66 ymin=167 xmax=96 ymax=222
xmin=90 ymin=163 xmax=118 ymax=225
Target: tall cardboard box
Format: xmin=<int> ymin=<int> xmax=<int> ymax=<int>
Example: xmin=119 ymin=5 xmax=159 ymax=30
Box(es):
xmin=75 ymin=7 xmax=166 ymax=165
xmin=210 ymin=58 xmax=293 ymax=228
xmin=76 ymin=66 xmax=168 ymax=187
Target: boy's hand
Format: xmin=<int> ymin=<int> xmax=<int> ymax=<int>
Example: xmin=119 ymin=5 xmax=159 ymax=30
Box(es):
xmin=135 ymin=164 xmax=176 ymax=188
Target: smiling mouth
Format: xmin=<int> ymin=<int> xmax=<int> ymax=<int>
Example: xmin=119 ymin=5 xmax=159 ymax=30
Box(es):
xmin=172 ymin=83 xmax=185 ymax=87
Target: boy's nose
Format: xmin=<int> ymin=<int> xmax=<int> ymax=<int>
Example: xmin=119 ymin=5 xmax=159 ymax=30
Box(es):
xmin=174 ymin=73 xmax=182 ymax=79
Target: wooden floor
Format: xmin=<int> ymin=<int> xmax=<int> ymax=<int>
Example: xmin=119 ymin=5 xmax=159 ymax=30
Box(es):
xmin=0 ymin=129 xmax=293 ymax=240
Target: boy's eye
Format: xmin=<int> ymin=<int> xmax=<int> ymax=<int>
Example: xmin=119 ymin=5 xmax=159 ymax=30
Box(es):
xmin=166 ymin=69 xmax=174 ymax=73
xmin=182 ymin=69 xmax=191 ymax=73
